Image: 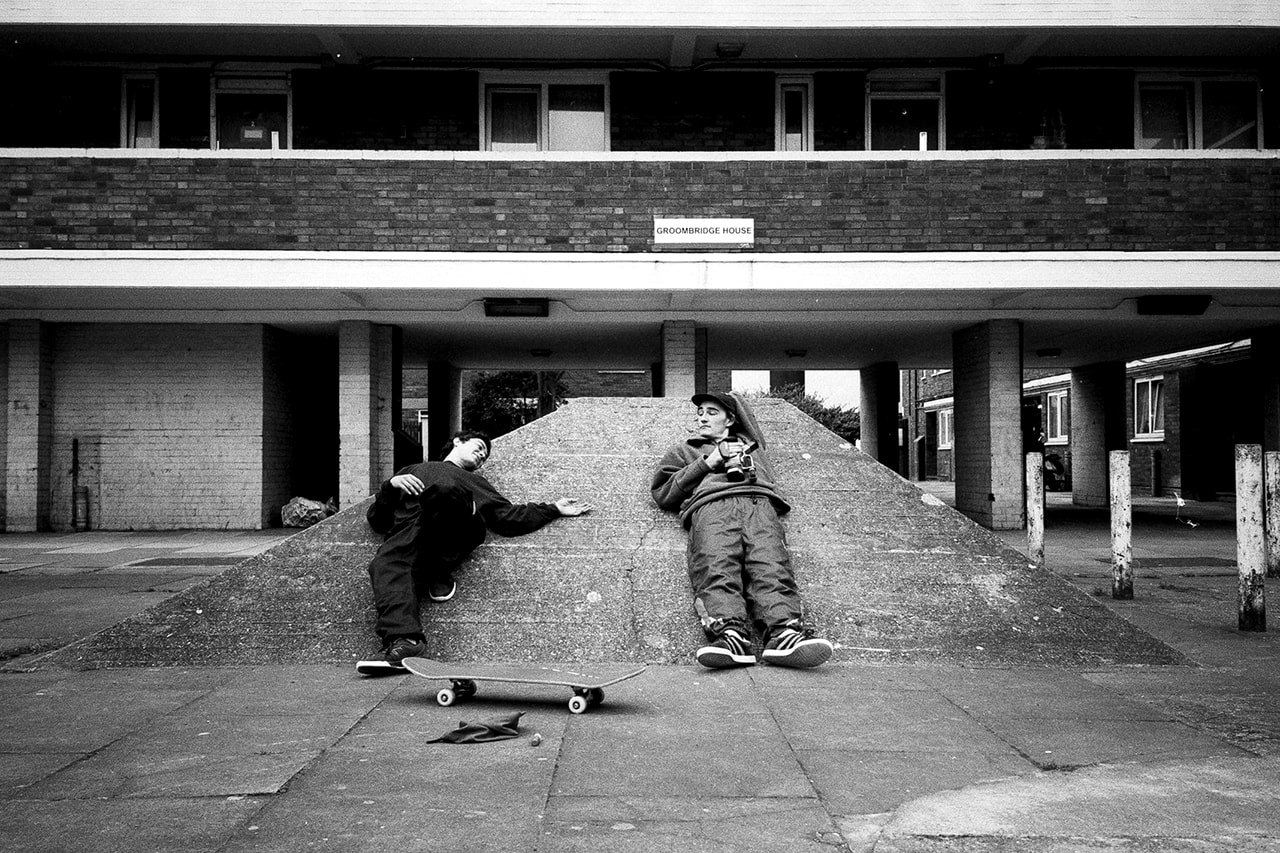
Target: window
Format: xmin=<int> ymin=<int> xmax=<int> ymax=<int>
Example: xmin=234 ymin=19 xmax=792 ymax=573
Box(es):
xmin=213 ymin=76 xmax=291 ymax=150
xmin=1045 ymin=391 xmax=1069 ymax=443
xmin=1134 ymin=376 xmax=1165 ymax=439
xmin=1136 ymin=76 xmax=1261 ymax=150
xmin=776 ymin=76 xmax=813 ymax=151
xmin=938 ymin=408 xmax=954 ymax=449
xmin=483 ymin=75 xmax=608 ymax=152
xmin=122 ymin=75 xmax=158 ymax=148
xmin=867 ymin=73 xmax=944 ymax=151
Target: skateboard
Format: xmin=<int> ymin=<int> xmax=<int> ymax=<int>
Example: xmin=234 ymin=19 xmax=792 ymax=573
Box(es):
xmin=401 ymin=657 xmax=647 ymax=714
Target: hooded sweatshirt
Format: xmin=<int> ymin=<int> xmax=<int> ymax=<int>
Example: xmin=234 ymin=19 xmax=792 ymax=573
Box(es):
xmin=650 ymin=432 xmax=790 ymax=527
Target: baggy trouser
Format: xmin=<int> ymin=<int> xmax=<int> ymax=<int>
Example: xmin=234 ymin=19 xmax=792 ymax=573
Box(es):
xmin=367 ymin=483 xmax=486 ymax=645
xmin=686 ymin=495 xmax=803 ymax=638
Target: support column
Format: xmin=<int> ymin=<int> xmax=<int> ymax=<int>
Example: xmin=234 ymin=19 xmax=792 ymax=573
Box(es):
xmin=1069 ymin=362 xmax=1127 ymax=507
xmin=5 ymin=320 xmax=54 ymax=532
xmin=952 ymin=320 xmax=1023 ymax=530
xmin=338 ymin=321 xmax=396 ymax=509
xmin=426 ymin=360 xmax=463 ymax=461
xmin=659 ymin=321 xmax=706 ymax=397
xmin=1253 ymin=327 xmax=1280 ymax=453
xmin=769 ymin=369 xmax=805 ymax=391
xmin=859 ymin=361 xmax=900 ymax=472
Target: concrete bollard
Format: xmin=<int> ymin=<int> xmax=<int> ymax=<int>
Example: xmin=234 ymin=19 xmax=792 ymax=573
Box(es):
xmin=1110 ymin=450 xmax=1132 ymax=600
xmin=1237 ymin=444 xmax=1267 ymax=631
xmin=1266 ymin=451 xmax=1280 ymax=581
xmin=1025 ymin=452 xmax=1045 ymax=570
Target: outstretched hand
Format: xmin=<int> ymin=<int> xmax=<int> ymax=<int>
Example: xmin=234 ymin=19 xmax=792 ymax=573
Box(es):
xmin=555 ymin=498 xmax=594 ymax=517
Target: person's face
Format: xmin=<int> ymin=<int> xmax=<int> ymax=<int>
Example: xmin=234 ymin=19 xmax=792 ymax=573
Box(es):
xmin=449 ymin=437 xmax=489 ymax=470
xmin=696 ymin=404 xmax=735 ymax=440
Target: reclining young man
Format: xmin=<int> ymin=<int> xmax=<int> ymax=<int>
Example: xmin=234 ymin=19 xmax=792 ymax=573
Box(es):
xmin=651 ymin=392 xmax=833 ymax=669
xmin=361 ymin=429 xmax=592 ymax=673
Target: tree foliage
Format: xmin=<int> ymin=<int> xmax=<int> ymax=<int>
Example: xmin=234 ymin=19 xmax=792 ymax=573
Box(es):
xmin=755 ymin=383 xmax=860 ymax=444
xmin=461 ymin=370 xmax=567 ymax=438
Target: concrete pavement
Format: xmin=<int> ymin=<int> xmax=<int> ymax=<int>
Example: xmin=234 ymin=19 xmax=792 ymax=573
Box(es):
xmin=2 ymin=486 xmax=1280 ymax=852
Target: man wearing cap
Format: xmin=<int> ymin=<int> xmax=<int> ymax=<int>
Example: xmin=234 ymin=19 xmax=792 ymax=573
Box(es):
xmin=360 ymin=429 xmax=593 ymax=673
xmin=651 ymin=392 xmax=833 ymax=668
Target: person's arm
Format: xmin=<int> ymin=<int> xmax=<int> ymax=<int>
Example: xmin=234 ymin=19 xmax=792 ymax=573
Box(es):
xmin=650 ymin=443 xmax=725 ymax=511
xmin=366 ymin=466 xmax=421 ymax=533
xmin=470 ymin=475 xmax=574 ymax=537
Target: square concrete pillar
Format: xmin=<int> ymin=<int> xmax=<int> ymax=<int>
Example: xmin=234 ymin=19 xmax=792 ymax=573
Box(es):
xmin=1253 ymin=327 xmax=1280 ymax=453
xmin=426 ymin=360 xmax=463 ymax=461
xmin=659 ymin=321 xmax=706 ymax=397
xmin=859 ymin=361 xmax=901 ymax=472
xmin=5 ymin=320 xmax=54 ymax=531
xmin=1070 ymin=362 xmax=1128 ymax=507
xmin=952 ymin=320 xmax=1024 ymax=530
xmin=338 ymin=321 xmax=397 ymax=508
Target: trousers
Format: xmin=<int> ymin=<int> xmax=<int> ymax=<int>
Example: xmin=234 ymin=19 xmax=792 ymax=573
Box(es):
xmin=367 ymin=483 xmax=486 ymax=644
xmin=686 ymin=495 xmax=802 ymax=637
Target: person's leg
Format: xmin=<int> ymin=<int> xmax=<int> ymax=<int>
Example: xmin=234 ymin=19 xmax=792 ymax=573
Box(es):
xmin=366 ymin=518 xmax=428 ymax=660
xmin=740 ymin=498 xmax=832 ymax=668
xmin=687 ymin=499 xmax=754 ymax=667
xmin=413 ymin=483 xmax=487 ymax=601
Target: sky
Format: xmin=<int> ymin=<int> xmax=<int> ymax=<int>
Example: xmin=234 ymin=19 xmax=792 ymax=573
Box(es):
xmin=732 ymin=370 xmax=861 ymax=410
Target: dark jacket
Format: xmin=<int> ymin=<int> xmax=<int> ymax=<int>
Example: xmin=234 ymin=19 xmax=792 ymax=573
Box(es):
xmin=367 ymin=460 xmax=560 ymax=537
xmin=650 ymin=433 xmax=790 ymax=527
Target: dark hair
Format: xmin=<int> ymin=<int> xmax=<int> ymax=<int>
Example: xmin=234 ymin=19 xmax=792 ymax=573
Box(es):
xmin=438 ymin=430 xmax=493 ymax=460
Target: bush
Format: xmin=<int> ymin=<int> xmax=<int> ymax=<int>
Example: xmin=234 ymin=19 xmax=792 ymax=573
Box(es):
xmin=755 ymin=383 xmax=860 ymax=444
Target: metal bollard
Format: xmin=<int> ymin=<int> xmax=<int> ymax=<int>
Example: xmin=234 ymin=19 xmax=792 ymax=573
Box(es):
xmin=1237 ymin=445 xmax=1267 ymax=631
xmin=1110 ymin=450 xmax=1132 ymax=600
xmin=1025 ymin=452 xmax=1045 ymax=570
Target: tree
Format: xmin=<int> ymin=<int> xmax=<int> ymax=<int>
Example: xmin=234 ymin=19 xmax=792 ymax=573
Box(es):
xmin=461 ymin=370 xmax=567 ymax=439
xmin=756 ymin=383 xmax=860 ymax=444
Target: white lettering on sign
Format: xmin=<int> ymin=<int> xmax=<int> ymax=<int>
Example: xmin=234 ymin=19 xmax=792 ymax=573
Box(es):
xmin=653 ymin=218 xmax=755 ymax=247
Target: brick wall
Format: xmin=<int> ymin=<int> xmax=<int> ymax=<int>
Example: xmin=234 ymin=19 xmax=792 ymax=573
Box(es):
xmin=50 ymin=324 xmax=269 ymax=530
xmin=4 ymin=155 xmax=1276 ymax=253
xmin=0 ymin=321 xmax=7 ymax=525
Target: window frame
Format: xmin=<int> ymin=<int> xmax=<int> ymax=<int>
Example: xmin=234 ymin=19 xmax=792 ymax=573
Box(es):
xmin=1134 ymin=73 xmax=1264 ymax=151
xmin=775 ymin=75 xmax=814 ymax=152
xmin=210 ymin=73 xmax=292 ymax=150
xmin=937 ymin=408 xmax=954 ymax=450
xmin=479 ymin=72 xmax=610 ymax=153
xmin=865 ymin=71 xmax=946 ymax=152
xmin=1133 ymin=375 xmax=1165 ymax=441
xmin=1045 ymin=390 xmax=1069 ymax=445
xmin=120 ymin=73 xmax=160 ymax=149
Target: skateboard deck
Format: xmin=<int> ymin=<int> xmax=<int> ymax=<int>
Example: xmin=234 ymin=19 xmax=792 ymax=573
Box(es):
xmin=401 ymin=658 xmax=647 ymax=714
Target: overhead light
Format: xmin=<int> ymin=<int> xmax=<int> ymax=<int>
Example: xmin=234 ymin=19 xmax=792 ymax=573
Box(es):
xmin=1136 ymin=295 xmax=1211 ymax=316
xmin=715 ymin=42 xmax=745 ymax=59
xmin=484 ymin=298 xmax=549 ymax=318
xmin=785 ymin=349 xmax=807 ymax=358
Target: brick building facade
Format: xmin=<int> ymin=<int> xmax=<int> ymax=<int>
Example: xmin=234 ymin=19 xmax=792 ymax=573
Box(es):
xmin=1 ymin=2 xmax=1278 ymax=530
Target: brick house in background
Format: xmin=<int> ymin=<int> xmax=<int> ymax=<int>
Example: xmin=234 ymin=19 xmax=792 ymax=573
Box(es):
xmin=1 ymin=2 xmax=1278 ymax=531
xmin=903 ymin=339 xmax=1254 ymax=501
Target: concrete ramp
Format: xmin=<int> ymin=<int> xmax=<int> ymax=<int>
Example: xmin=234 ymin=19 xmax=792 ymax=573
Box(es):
xmin=41 ymin=398 xmax=1183 ymax=668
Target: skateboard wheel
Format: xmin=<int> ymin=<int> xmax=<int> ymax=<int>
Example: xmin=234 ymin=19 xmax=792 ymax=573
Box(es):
xmin=436 ymin=687 xmax=456 ymax=707
xmin=568 ymin=695 xmax=589 ymax=714
xmin=586 ymin=688 xmax=605 ymax=706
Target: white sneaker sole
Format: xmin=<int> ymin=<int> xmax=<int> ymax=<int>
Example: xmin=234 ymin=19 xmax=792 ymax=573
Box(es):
xmin=696 ymin=646 xmax=757 ymax=668
xmin=762 ymin=638 xmax=833 ymax=668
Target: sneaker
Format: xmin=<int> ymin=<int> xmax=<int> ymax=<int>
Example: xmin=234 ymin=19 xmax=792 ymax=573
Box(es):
xmin=695 ymin=627 xmax=756 ymax=668
xmin=427 ymin=578 xmax=456 ymax=602
xmin=762 ymin=623 xmax=833 ymax=668
xmin=386 ymin=636 xmax=427 ymax=664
